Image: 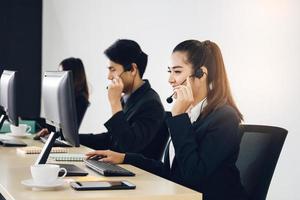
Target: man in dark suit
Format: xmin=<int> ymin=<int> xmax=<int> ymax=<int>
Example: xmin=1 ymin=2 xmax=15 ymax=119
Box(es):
xmin=80 ymin=39 xmax=168 ymax=160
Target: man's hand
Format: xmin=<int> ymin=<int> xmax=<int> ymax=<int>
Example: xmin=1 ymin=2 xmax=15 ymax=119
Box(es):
xmin=107 ymin=76 xmax=123 ymax=115
xmin=86 ymin=150 xmax=125 ymax=164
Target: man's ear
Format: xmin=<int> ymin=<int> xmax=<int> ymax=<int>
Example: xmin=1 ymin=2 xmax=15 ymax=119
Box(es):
xmin=130 ymin=63 xmax=138 ymax=76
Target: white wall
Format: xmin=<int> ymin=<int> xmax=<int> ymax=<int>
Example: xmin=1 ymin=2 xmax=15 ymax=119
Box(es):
xmin=43 ymin=0 xmax=300 ymax=199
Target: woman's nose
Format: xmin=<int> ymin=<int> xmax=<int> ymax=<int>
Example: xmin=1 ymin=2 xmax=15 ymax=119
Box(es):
xmin=168 ymin=74 xmax=175 ymax=85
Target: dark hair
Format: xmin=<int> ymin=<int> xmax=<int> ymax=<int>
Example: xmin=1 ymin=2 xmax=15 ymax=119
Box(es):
xmin=173 ymin=40 xmax=243 ymax=122
xmin=104 ymin=39 xmax=148 ymax=78
xmin=60 ymin=57 xmax=89 ymax=100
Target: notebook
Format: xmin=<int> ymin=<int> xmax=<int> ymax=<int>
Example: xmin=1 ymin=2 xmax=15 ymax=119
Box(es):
xmin=17 ymin=146 xmax=68 ymax=154
xmin=49 ymin=153 xmax=86 ymax=162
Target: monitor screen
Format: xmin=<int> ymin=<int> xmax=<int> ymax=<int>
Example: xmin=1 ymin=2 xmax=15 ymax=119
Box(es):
xmin=0 ymin=70 xmax=18 ymax=126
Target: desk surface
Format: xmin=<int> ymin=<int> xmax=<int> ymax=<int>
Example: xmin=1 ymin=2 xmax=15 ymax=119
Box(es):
xmin=0 ymin=135 xmax=202 ymax=200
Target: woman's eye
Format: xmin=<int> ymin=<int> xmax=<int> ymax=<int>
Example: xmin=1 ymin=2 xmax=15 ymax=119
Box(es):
xmin=167 ymin=70 xmax=182 ymax=74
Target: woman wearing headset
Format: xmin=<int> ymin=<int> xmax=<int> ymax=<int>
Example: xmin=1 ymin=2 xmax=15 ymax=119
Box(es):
xmin=86 ymin=40 xmax=247 ymax=200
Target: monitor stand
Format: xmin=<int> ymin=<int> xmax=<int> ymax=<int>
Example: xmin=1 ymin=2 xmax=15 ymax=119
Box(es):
xmin=35 ymin=131 xmax=58 ymax=165
xmin=0 ymin=113 xmax=26 ymax=146
xmin=35 ymin=131 xmax=88 ymax=176
xmin=0 ymin=113 xmax=8 ymax=130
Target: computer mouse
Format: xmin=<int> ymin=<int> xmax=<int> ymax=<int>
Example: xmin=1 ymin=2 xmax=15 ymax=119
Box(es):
xmin=33 ymin=134 xmax=41 ymax=140
xmin=89 ymin=155 xmax=105 ymax=161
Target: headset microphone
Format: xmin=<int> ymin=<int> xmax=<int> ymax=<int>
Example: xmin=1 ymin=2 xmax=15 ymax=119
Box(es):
xmin=166 ymin=68 xmax=204 ymax=104
xmin=166 ymin=96 xmax=174 ymax=104
xmin=166 ymin=79 xmax=187 ymax=103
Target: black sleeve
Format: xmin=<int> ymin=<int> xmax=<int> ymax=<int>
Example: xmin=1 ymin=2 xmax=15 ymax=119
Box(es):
xmin=166 ymin=109 xmax=240 ymax=188
xmin=75 ymin=95 xmax=89 ymax=127
xmin=124 ymin=153 xmax=170 ymax=179
xmin=104 ymin=100 xmax=164 ymax=152
xmin=79 ymin=132 xmax=111 ymax=150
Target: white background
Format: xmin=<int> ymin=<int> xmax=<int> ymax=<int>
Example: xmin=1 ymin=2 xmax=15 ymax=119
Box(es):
xmin=42 ymin=0 xmax=300 ymax=199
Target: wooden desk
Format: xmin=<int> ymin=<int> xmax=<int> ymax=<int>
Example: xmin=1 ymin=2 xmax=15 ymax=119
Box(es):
xmin=0 ymin=136 xmax=202 ymax=200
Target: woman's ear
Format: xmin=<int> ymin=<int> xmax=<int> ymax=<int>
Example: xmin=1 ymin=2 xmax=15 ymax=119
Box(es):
xmin=201 ymin=66 xmax=208 ymax=77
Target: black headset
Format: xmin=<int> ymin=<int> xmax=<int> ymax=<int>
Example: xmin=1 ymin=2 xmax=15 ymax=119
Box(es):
xmin=194 ymin=68 xmax=204 ymax=79
xmin=166 ymin=68 xmax=205 ymax=103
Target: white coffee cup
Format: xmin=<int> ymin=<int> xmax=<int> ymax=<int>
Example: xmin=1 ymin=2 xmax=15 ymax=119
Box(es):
xmin=30 ymin=164 xmax=67 ymax=185
xmin=10 ymin=124 xmax=31 ymax=135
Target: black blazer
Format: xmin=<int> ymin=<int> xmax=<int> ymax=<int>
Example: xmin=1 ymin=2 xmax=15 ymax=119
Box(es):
xmin=124 ymin=105 xmax=247 ymax=200
xmin=80 ymin=80 xmax=168 ymax=160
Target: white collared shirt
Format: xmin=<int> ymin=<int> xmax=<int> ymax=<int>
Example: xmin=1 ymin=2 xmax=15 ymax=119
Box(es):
xmin=122 ymin=94 xmax=130 ymax=104
xmin=169 ymin=98 xmax=207 ymax=168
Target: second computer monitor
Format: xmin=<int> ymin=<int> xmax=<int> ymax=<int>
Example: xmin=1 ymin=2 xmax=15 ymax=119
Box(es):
xmin=42 ymin=71 xmax=79 ymax=147
xmin=0 ymin=70 xmax=18 ymax=126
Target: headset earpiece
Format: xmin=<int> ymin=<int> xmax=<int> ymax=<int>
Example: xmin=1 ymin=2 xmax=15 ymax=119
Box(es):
xmin=125 ymin=63 xmax=132 ymax=71
xmin=128 ymin=63 xmax=137 ymax=73
xmin=194 ymin=68 xmax=204 ymax=78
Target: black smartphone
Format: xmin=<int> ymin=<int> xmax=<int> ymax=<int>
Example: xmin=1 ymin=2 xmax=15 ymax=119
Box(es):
xmin=0 ymin=139 xmax=27 ymax=147
xmin=70 ymin=181 xmax=136 ymax=191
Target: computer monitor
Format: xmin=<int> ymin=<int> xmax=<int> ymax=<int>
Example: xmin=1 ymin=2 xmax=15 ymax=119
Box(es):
xmin=0 ymin=70 xmax=19 ymax=128
xmin=35 ymin=71 xmax=79 ymax=164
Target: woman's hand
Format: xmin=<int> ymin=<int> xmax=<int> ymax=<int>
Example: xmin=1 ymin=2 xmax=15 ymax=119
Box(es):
xmin=85 ymin=150 xmax=125 ymax=164
xmin=33 ymin=128 xmax=49 ymax=140
xmin=171 ymin=77 xmax=194 ymax=116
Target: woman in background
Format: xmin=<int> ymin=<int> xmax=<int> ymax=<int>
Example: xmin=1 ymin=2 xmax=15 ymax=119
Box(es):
xmin=86 ymin=40 xmax=247 ymax=200
xmin=59 ymin=57 xmax=90 ymax=125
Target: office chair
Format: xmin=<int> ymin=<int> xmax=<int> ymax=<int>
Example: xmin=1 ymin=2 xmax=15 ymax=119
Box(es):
xmin=236 ymin=124 xmax=287 ymax=200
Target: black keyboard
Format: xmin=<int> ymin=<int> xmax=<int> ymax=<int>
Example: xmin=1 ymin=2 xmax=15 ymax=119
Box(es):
xmin=84 ymin=159 xmax=135 ymax=177
xmin=40 ymin=136 xmax=72 ymax=147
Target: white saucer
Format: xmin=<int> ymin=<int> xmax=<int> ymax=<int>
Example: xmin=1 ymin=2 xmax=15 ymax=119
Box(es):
xmin=5 ymin=132 xmax=31 ymax=138
xmin=21 ymin=179 xmax=65 ymax=189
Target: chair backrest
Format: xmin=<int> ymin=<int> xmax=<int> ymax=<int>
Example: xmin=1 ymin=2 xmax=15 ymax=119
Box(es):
xmin=236 ymin=124 xmax=287 ymax=200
